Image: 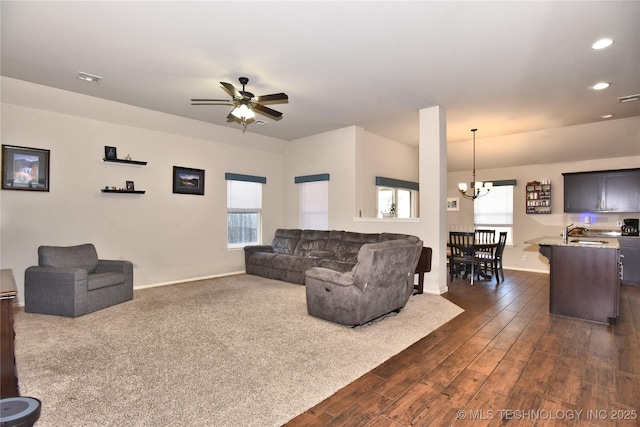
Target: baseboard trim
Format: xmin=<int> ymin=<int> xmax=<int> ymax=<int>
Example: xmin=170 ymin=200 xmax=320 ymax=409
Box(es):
xmin=134 ymin=270 xmax=246 ymax=290
xmin=504 ymin=266 xmax=549 ymax=274
xmin=12 ymin=271 xmax=248 ymax=308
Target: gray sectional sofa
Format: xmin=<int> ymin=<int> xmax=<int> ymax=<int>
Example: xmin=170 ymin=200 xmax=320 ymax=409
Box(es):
xmin=244 ymin=228 xmax=422 ymax=285
xmin=305 ymin=239 xmax=423 ymax=325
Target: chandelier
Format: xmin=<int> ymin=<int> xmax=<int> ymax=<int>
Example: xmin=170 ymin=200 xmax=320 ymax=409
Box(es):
xmin=458 ymin=128 xmax=492 ymax=200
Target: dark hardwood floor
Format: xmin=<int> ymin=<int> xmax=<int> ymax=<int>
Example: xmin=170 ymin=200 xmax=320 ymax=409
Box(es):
xmin=285 ymin=270 xmax=640 ymax=426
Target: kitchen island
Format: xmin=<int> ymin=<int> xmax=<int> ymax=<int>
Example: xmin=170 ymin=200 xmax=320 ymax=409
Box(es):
xmin=524 ymin=236 xmax=621 ymax=324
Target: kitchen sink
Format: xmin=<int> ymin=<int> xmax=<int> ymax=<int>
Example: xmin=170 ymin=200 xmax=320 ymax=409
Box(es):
xmin=569 ymin=229 xmax=622 ymax=237
xmin=570 ymin=239 xmax=609 ymax=245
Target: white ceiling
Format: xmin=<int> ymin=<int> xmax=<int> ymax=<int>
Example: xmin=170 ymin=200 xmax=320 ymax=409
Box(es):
xmin=2 ymin=1 xmax=639 ymax=163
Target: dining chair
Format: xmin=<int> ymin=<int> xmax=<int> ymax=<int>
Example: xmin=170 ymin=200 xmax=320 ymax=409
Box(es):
xmin=448 ymin=231 xmax=476 ymax=284
xmin=494 ymin=232 xmax=508 ymax=282
xmin=474 ymin=229 xmax=495 ymax=253
xmin=475 ymin=231 xmax=507 ymax=283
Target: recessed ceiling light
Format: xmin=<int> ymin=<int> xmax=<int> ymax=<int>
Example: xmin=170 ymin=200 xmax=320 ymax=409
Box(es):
xmin=592 ymin=38 xmax=614 ymax=50
xmin=78 ymin=72 xmax=102 ymax=83
xmin=592 ymin=82 xmax=611 ymax=90
xmin=599 ymin=114 xmax=613 ymax=119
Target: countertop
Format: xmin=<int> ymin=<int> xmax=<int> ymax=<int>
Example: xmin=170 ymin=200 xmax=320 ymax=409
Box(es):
xmin=524 ymin=236 xmax=620 ymax=249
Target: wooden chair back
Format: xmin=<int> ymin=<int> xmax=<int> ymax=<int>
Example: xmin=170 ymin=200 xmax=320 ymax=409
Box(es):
xmin=474 ymin=229 xmax=496 ymax=245
xmin=449 ymin=231 xmax=475 ymax=259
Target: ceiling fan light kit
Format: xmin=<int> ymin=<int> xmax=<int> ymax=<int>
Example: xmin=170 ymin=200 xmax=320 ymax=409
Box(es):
xmin=191 ymin=76 xmax=288 ymax=133
xmin=231 ymin=104 xmax=255 ymax=120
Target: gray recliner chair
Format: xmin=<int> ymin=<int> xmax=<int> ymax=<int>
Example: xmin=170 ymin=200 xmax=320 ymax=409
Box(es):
xmin=25 ymin=244 xmax=133 ymax=317
xmin=305 ymin=239 xmax=422 ymax=326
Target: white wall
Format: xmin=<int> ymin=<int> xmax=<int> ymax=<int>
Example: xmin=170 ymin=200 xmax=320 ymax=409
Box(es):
xmin=282 ymin=111 xmax=447 ymax=294
xmin=359 ymin=131 xmax=419 ymax=218
xmin=6 ymin=77 xmax=637 ymax=303
xmin=283 ymin=126 xmax=420 ymax=223
xmin=282 ymin=126 xmax=359 ymax=228
xmin=1 ymin=78 xmax=286 ymax=304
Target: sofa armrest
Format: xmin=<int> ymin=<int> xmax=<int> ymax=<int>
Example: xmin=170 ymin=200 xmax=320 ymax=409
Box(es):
xmin=95 ymin=259 xmax=133 ymax=274
xmin=244 ymin=245 xmax=274 ymax=254
xmin=305 ymin=267 xmax=355 ymax=288
xmin=25 ymin=266 xmax=88 ymax=287
xmin=24 ymin=266 xmax=89 ymax=316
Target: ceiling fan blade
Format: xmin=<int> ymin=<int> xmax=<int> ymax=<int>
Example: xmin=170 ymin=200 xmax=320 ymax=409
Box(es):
xmin=191 ymin=98 xmax=230 ymax=102
xmin=255 ymin=93 xmax=288 ymax=103
xmin=220 ymin=82 xmax=242 ymax=100
xmin=252 ymin=103 xmax=283 ymax=119
xmin=191 ymin=102 xmax=234 ymax=106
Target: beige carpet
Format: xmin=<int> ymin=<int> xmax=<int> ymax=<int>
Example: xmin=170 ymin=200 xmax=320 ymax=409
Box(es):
xmin=13 ymin=274 xmax=463 ymax=427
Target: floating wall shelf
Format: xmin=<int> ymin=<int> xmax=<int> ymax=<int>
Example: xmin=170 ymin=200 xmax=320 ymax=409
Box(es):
xmin=100 ymin=189 xmax=146 ymax=194
xmin=103 ymin=158 xmax=148 ymax=166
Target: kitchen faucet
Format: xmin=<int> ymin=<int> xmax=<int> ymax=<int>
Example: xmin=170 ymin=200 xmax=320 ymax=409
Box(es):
xmin=562 ymin=223 xmax=575 ymax=242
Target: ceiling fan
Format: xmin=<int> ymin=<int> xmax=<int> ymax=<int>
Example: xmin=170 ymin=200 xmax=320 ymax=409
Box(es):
xmin=191 ymin=77 xmax=288 ymax=132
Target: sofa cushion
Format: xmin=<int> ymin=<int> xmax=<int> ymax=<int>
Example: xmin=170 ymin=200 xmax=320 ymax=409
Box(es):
xmin=250 ymin=252 xmax=278 ymax=267
xmin=380 ymin=232 xmax=412 ymax=242
xmin=335 ymin=232 xmax=381 ymax=263
xmin=294 ymin=230 xmax=330 ymax=256
xmin=272 ymin=254 xmax=316 ymax=272
xmin=38 ymin=243 xmax=99 ymax=274
xmin=325 ymin=230 xmax=345 ymax=255
xmin=352 ymin=240 xmax=418 ymax=292
xmin=272 ymin=229 xmax=302 ymax=254
xmin=87 ymin=272 xmax=125 ymax=291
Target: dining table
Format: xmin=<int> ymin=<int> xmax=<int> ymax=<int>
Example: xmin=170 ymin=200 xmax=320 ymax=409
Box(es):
xmin=448 ymin=241 xmax=499 ymax=285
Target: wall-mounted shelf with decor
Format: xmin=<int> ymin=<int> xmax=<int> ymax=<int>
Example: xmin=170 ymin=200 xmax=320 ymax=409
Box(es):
xmin=100 ymin=189 xmax=145 ymax=194
xmin=103 ymin=158 xmax=147 ymax=166
xmin=526 ymin=180 xmax=551 ymax=214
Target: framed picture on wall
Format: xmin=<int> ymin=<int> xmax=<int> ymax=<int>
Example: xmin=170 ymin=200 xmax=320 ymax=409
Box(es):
xmin=173 ymin=166 xmax=205 ymax=195
xmin=447 ymin=197 xmax=460 ymax=211
xmin=126 ymin=181 xmax=135 ymax=191
xmin=1 ymin=145 xmax=50 ymax=192
xmin=104 ymin=146 xmax=117 ymax=160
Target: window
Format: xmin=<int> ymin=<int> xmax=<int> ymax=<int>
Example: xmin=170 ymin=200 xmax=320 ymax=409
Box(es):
xmin=226 ymin=173 xmax=265 ymax=248
xmin=296 ymin=173 xmax=329 ymax=229
xmin=375 ymin=177 xmax=419 ymax=218
xmin=299 ymin=180 xmax=329 ymax=230
xmin=474 ymin=180 xmax=515 ymax=244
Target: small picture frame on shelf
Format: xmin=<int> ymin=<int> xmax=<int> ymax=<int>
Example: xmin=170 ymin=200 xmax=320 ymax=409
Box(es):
xmin=2 ymin=144 xmax=50 ymax=192
xmin=126 ymin=181 xmax=135 ymax=191
xmin=104 ymin=146 xmax=117 ymax=160
xmin=447 ymin=197 xmax=460 ymax=211
xmin=173 ymin=166 xmax=205 ymax=195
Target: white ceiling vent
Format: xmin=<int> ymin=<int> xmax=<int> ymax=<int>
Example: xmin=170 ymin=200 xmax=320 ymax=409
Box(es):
xmin=618 ymin=94 xmax=640 ymax=103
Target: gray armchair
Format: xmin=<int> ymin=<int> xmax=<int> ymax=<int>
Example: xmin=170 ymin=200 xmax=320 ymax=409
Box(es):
xmin=305 ymin=239 xmax=422 ymax=326
xmin=25 ymin=244 xmax=133 ymax=317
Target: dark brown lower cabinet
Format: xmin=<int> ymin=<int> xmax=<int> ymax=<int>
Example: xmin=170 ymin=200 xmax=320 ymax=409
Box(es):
xmin=619 ymin=237 xmax=640 ymax=286
xmin=544 ymin=245 xmax=620 ymax=324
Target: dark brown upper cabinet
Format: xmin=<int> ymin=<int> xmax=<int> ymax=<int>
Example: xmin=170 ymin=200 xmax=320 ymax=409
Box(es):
xmin=563 ymin=168 xmax=640 ymax=213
